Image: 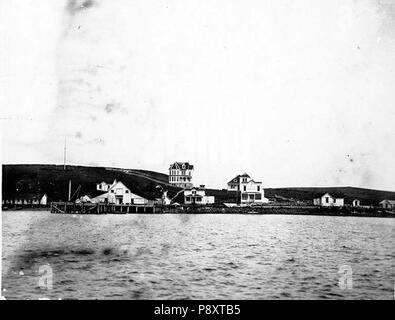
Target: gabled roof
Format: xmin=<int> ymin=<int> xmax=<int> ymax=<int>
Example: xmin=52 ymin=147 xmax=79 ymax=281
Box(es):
xmin=97 ymin=181 xmax=111 ymax=185
xmin=380 ymin=199 xmax=395 ymax=204
xmin=228 ymin=175 xmax=241 ymax=184
xmin=246 ymin=179 xmax=262 ymax=184
xmin=107 ymin=180 xmax=130 ymax=192
xmin=314 ymin=192 xmax=345 ymax=199
xmin=185 ymin=186 xmax=205 ymax=191
xmin=227 ymin=173 xmax=254 ymax=185
xmin=169 ymin=162 xmax=194 ymax=170
xmin=185 ymin=194 xmax=203 ymax=198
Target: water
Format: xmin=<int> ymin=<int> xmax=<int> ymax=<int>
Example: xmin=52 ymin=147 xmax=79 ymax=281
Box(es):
xmin=2 ymin=211 xmax=394 ymax=299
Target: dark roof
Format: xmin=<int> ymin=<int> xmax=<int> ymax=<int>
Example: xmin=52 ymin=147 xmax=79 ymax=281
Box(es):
xmin=185 ymin=194 xmax=203 ymax=198
xmin=6 ymin=193 xmax=46 ymax=200
xmin=169 ymin=162 xmax=194 ymax=170
xmin=228 ymin=175 xmax=241 ymax=184
xmin=185 ymin=187 xmax=205 ymax=191
xmin=227 ymin=173 xmax=254 ymax=184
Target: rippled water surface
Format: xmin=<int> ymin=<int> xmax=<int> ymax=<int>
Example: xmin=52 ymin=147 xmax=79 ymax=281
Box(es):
xmin=2 ymin=211 xmax=394 ymax=299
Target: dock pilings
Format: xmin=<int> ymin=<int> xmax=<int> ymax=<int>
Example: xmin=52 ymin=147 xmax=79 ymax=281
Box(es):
xmin=50 ymin=202 xmax=158 ymax=214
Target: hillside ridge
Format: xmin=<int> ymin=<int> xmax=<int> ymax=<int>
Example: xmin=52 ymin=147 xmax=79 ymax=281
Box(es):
xmin=2 ymin=164 xmax=395 ymax=205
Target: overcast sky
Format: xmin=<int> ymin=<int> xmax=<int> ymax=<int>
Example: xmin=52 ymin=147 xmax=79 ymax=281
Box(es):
xmin=1 ymin=0 xmax=395 ymax=190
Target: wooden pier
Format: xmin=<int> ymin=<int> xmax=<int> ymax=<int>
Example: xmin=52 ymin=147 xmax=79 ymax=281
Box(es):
xmin=50 ymin=202 xmax=160 ymax=214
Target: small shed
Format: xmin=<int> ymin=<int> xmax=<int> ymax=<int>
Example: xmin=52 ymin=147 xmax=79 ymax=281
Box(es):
xmin=313 ymin=193 xmax=345 ymax=207
xmin=379 ymin=200 xmax=395 ymax=209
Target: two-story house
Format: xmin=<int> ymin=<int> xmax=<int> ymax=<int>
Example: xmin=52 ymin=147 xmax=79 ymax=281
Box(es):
xmin=169 ymin=162 xmax=194 ymax=188
xmin=227 ymin=173 xmax=268 ymax=204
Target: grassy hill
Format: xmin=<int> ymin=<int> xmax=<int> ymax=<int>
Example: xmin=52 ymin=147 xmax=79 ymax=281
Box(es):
xmin=265 ymin=187 xmax=395 ymax=206
xmin=2 ymin=164 xmax=180 ymax=202
xmin=3 ymin=164 xmax=394 ymax=206
xmin=1 ymin=164 xmax=238 ymax=204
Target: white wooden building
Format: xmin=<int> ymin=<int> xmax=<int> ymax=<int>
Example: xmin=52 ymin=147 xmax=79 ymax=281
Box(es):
xmin=96 ymin=181 xmax=112 ymax=192
xmin=313 ymin=193 xmax=344 ymax=207
xmin=169 ymin=162 xmax=194 ymax=188
xmin=227 ymin=173 xmax=268 ymax=204
xmin=2 ymin=193 xmax=47 ymax=206
xmin=352 ymin=199 xmax=361 ymax=207
xmin=184 ymin=187 xmax=215 ymax=205
xmin=91 ymin=180 xmax=148 ymax=205
xmin=379 ymin=200 xmax=395 ymax=209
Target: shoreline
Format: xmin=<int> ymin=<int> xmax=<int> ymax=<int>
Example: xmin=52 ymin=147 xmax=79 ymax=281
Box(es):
xmin=2 ymin=206 xmax=394 ymax=218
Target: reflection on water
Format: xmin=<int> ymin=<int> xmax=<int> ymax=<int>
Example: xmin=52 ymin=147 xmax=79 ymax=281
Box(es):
xmin=2 ymin=211 xmax=394 ymax=299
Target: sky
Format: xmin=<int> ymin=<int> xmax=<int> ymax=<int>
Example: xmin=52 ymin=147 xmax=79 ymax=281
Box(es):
xmin=1 ymin=0 xmax=395 ymax=190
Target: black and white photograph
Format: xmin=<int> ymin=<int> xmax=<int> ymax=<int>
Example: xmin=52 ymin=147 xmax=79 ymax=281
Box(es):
xmin=1 ymin=0 xmax=394 ymax=306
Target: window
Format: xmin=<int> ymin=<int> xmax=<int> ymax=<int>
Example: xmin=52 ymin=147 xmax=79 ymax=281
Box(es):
xmin=196 ymin=197 xmax=201 ymax=202
xmin=244 ymin=186 xmax=246 ymax=191
xmin=257 ymin=186 xmax=260 ymax=191
xmin=242 ymin=194 xmax=248 ymax=200
xmin=125 ymin=190 xmax=129 ymax=193
xmin=325 ymin=197 xmax=329 ymax=203
xmin=256 ymin=193 xmax=262 ymax=200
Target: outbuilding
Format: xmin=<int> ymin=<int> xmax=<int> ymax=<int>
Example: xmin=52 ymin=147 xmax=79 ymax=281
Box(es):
xmin=313 ymin=193 xmax=344 ymax=207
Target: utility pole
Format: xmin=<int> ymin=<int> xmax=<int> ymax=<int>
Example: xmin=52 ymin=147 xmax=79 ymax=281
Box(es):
xmin=63 ymin=136 xmax=67 ymax=170
xmin=68 ymin=180 xmax=71 ymax=202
